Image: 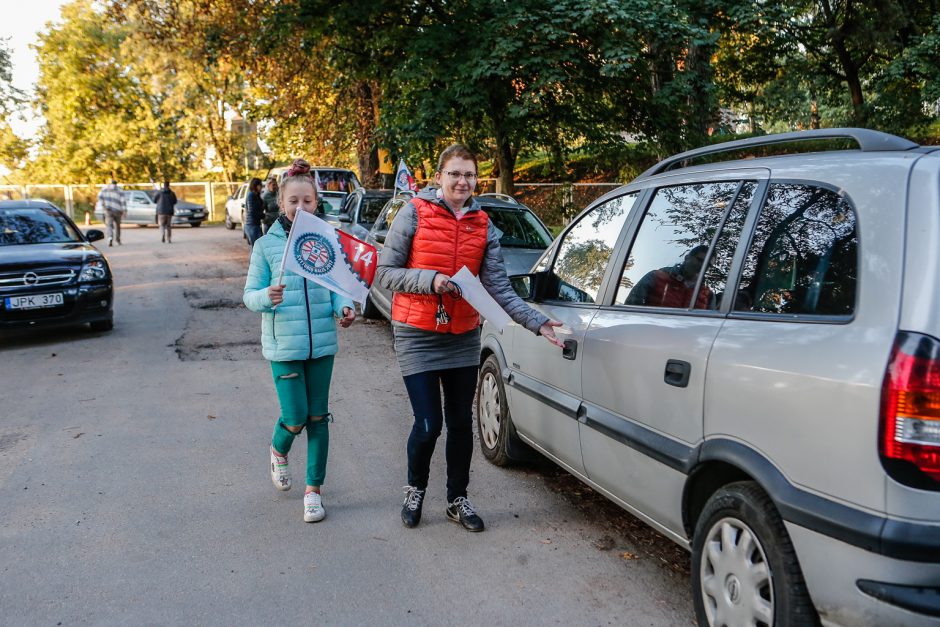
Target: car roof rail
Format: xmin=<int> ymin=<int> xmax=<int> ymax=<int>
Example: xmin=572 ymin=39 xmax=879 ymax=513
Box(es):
xmin=637 ymin=128 xmax=920 ymax=179
xmin=478 ymin=192 xmax=519 ymax=204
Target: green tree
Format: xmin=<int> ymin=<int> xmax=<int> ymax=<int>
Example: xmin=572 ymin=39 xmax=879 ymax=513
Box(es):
xmin=29 ymin=0 xmax=196 ymax=183
xmin=0 ymin=39 xmax=29 ymax=176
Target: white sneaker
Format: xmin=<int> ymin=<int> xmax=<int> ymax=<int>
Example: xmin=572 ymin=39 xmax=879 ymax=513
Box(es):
xmin=270 ymin=447 xmax=291 ymax=491
xmin=304 ymin=491 xmax=326 ymax=522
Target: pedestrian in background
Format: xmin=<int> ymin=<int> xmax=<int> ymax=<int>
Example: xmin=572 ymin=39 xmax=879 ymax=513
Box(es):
xmin=261 ymin=177 xmax=279 ymax=234
xmin=244 ymin=177 xmax=264 ymax=246
xmin=154 ymin=180 xmax=177 ymax=244
xmin=243 ymin=159 xmax=356 ymax=523
xmin=377 ymin=144 xmax=564 ymax=533
xmin=97 ymin=179 xmax=126 ymax=247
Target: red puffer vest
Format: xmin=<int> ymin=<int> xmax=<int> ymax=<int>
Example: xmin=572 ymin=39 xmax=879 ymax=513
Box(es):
xmin=392 ymin=197 xmax=489 ymax=334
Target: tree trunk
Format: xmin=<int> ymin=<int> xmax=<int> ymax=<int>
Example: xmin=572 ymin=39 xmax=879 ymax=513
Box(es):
xmin=354 ymin=80 xmax=381 ymax=187
xmin=495 ymin=133 xmax=516 ymax=196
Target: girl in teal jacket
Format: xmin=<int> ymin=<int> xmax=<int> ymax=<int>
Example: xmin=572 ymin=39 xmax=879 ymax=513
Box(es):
xmin=243 ymin=159 xmax=355 ymax=523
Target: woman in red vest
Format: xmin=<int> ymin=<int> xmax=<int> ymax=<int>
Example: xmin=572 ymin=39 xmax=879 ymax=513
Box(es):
xmin=377 ymin=144 xmax=563 ymax=532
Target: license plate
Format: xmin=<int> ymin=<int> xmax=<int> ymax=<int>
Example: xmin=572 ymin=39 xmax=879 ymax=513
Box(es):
xmin=5 ymin=293 xmax=64 ymax=310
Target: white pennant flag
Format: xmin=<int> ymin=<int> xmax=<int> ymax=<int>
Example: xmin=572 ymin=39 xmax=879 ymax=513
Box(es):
xmin=280 ymin=209 xmax=372 ymax=304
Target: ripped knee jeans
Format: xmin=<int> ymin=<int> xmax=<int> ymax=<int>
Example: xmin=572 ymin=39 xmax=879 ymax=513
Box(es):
xmin=270 ymin=356 xmax=335 ymax=486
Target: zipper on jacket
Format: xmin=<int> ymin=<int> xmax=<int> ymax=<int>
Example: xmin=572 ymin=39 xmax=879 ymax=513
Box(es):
xmin=305 ymin=278 xmax=313 ymax=360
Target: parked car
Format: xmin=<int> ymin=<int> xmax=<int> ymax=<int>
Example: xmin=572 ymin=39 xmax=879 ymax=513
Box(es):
xmin=94 ymin=189 xmax=206 ymax=227
xmin=337 ymin=188 xmax=394 ymax=241
xmin=227 ymin=168 xmax=365 ymax=233
xmin=224 ymin=182 xmax=247 ymax=230
xmin=475 ymin=128 xmax=940 ymax=627
xmin=0 ymin=199 xmax=113 ymax=332
xmin=363 ymin=191 xmax=552 ymax=320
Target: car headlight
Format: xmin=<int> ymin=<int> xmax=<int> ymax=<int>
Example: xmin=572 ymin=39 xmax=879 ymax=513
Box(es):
xmin=79 ymin=259 xmax=108 ymax=282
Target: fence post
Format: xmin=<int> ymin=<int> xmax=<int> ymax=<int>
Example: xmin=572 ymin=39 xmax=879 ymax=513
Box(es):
xmin=65 ymin=185 xmax=74 ymax=219
xmin=204 ymin=183 xmax=213 ymax=222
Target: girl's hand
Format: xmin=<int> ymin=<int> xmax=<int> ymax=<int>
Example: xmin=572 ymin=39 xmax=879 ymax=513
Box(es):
xmin=539 ymin=320 xmax=566 ymax=348
xmin=339 ymin=306 xmax=356 ymax=328
xmin=268 ymin=284 xmax=286 ymax=306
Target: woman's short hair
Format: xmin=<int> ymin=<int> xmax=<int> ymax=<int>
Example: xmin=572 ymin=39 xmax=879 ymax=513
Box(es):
xmin=437 ymin=144 xmax=477 ymax=173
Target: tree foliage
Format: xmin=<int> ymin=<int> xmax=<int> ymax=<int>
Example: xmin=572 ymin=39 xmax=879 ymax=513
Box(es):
xmin=9 ymin=0 xmax=939 ymax=184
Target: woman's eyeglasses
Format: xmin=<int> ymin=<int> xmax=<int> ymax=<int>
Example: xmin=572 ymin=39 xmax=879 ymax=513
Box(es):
xmin=442 ymin=171 xmax=478 ymax=182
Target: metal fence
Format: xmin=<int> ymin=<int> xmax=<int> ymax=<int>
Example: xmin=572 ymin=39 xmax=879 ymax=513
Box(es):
xmin=1 ymin=179 xmax=623 ymax=227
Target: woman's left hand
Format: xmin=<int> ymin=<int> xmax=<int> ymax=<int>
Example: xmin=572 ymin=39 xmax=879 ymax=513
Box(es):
xmin=539 ymin=320 xmax=566 ymax=348
xmin=339 ymin=306 xmax=356 ymax=328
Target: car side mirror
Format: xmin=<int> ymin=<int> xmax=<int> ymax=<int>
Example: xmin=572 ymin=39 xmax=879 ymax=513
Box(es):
xmin=85 ymin=229 xmax=105 ymax=242
xmin=510 ymin=271 xmax=548 ymax=301
xmin=338 ymin=213 xmax=352 ymax=223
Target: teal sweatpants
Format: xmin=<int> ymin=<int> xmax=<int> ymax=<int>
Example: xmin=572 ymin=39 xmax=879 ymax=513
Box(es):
xmin=270 ymin=355 xmax=334 ymax=486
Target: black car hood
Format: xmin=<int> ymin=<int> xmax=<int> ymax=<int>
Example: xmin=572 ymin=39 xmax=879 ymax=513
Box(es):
xmin=0 ymin=242 xmax=99 ymax=269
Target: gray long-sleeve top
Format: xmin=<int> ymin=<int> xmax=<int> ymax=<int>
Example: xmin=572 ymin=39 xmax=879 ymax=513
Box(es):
xmin=376 ymin=189 xmax=549 ymax=376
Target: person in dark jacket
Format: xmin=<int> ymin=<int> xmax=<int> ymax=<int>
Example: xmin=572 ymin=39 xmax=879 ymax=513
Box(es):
xmin=261 ymin=178 xmax=279 ymax=234
xmin=154 ymin=181 xmax=177 ymax=244
xmin=244 ymin=177 xmax=264 ymax=246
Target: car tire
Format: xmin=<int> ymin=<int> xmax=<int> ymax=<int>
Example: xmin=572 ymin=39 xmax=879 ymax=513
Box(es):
xmin=89 ymin=318 xmax=113 ymax=332
xmin=476 ymin=354 xmax=519 ymax=466
xmin=191 ymin=221 xmax=201 ymax=227
xmin=691 ymin=481 xmax=819 ymax=627
xmin=362 ymin=295 xmax=382 ymax=320
xmin=224 ymin=213 xmax=235 ymax=230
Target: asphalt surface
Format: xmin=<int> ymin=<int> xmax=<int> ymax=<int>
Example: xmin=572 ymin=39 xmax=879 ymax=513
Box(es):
xmin=0 ymin=224 xmax=694 ymax=625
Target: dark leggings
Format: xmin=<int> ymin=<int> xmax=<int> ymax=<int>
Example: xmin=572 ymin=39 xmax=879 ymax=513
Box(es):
xmin=403 ymin=366 xmax=478 ymax=503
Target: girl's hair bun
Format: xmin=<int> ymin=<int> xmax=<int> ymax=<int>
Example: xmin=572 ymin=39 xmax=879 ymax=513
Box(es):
xmin=286 ymin=159 xmax=311 ymax=178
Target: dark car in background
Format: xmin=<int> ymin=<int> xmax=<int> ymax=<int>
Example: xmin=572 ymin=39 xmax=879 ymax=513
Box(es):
xmin=337 ymin=188 xmax=394 ymax=241
xmin=0 ymin=200 xmax=113 ymax=332
xmin=362 ymin=192 xmax=552 ymax=319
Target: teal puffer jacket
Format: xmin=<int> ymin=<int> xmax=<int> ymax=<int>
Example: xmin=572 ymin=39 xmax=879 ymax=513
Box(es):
xmin=243 ymin=220 xmax=353 ymax=361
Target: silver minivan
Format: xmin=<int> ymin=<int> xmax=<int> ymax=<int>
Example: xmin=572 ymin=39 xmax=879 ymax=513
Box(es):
xmin=476 ymin=129 xmax=940 ymax=626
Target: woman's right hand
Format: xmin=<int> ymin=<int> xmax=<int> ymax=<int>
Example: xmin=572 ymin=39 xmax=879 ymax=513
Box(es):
xmin=432 ymin=273 xmax=459 ymax=295
xmin=268 ymin=283 xmax=286 ymax=306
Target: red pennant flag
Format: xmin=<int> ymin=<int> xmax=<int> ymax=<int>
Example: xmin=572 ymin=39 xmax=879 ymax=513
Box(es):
xmin=337 ymin=229 xmax=377 ymax=287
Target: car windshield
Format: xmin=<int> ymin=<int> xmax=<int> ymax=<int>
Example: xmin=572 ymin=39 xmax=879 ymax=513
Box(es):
xmin=320 ymin=193 xmax=346 ymax=215
xmin=484 ymin=206 xmax=552 ymax=248
xmin=361 ymin=196 xmax=392 ymax=227
xmin=0 ymin=206 xmax=83 ymax=246
xmin=316 ymin=170 xmax=361 ymax=193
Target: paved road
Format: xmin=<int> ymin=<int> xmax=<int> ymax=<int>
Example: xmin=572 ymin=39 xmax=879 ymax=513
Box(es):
xmin=0 ymin=225 xmax=694 ymax=625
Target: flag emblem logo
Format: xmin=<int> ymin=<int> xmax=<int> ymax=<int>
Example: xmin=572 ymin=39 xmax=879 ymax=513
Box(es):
xmin=294 ymin=233 xmax=336 ymax=275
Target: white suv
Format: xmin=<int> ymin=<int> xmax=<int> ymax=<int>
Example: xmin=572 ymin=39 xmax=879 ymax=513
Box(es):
xmin=476 ymin=129 xmax=940 ymax=626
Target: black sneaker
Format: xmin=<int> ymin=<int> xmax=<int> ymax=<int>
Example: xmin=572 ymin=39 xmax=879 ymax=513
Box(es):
xmin=401 ymin=486 xmax=425 ymax=528
xmin=446 ymin=496 xmax=485 ymax=532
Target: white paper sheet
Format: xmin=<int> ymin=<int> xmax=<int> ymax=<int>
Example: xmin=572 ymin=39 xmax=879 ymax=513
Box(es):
xmin=450 ymin=266 xmax=513 ymax=332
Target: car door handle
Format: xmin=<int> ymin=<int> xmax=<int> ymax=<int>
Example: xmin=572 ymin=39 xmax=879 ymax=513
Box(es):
xmin=664 ymin=359 xmax=691 ymax=387
xmin=562 ymin=339 xmax=578 ymax=361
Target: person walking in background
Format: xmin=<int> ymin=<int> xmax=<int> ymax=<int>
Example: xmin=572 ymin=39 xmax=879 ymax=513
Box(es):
xmin=376 ymin=144 xmax=564 ymax=533
xmin=261 ymin=177 xmax=279 ymax=234
xmin=244 ymin=177 xmax=264 ymax=246
xmin=243 ymin=159 xmax=356 ymax=523
xmin=97 ymin=179 xmax=126 ymax=247
xmin=154 ymin=180 xmax=177 ymax=244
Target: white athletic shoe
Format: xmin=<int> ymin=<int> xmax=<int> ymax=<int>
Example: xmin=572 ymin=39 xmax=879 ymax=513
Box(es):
xmin=304 ymin=491 xmax=326 ymax=523
xmin=270 ymin=447 xmax=291 ymax=491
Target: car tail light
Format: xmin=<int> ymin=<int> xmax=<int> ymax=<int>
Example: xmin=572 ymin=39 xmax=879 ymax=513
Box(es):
xmin=880 ymin=331 xmax=940 ymax=487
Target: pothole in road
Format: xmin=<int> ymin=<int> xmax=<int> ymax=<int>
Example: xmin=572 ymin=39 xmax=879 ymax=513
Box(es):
xmin=176 ymin=285 xmax=258 ymax=361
